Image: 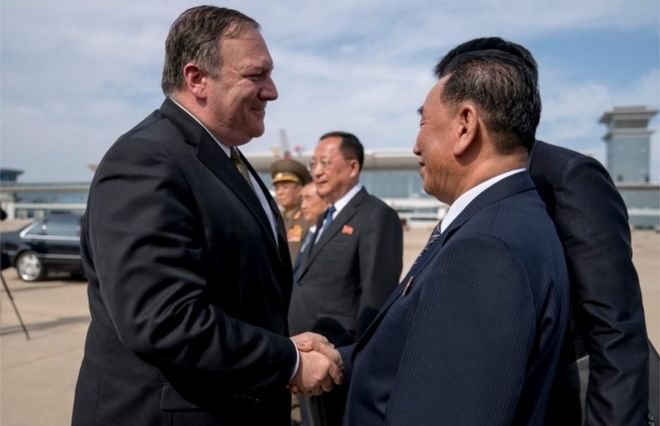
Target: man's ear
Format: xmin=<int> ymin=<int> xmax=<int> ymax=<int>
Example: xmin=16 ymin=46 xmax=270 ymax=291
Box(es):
xmin=453 ymin=103 xmax=479 ymax=157
xmin=348 ymin=159 xmax=360 ymax=179
xmin=182 ymin=63 xmax=207 ymax=99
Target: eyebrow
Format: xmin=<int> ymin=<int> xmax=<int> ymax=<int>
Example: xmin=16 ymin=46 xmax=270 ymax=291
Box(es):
xmin=417 ymin=106 xmax=424 ymax=116
xmin=240 ymin=60 xmax=273 ymax=73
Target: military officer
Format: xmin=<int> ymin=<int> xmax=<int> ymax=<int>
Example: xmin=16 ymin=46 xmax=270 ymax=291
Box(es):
xmin=271 ymin=158 xmax=312 ymax=263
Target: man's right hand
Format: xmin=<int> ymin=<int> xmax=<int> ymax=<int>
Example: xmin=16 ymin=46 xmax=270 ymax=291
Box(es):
xmin=289 ymin=332 xmax=343 ymax=396
xmin=289 ymin=350 xmax=342 ymax=396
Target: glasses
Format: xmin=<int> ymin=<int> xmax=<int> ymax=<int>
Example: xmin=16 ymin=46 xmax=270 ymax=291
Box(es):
xmin=308 ymin=158 xmax=333 ymax=171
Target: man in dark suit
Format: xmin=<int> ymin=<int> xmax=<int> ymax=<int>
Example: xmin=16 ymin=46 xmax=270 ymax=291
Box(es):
xmin=72 ymin=6 xmax=340 ymax=425
xmin=288 ymin=131 xmax=403 ymax=425
xmin=301 ymin=42 xmax=570 ymax=425
xmin=435 ymin=37 xmax=651 ymax=426
xmin=529 ymin=140 xmax=650 ymax=425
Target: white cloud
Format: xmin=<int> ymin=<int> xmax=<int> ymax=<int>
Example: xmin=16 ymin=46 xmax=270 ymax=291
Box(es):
xmin=1 ymin=0 xmax=658 ymax=181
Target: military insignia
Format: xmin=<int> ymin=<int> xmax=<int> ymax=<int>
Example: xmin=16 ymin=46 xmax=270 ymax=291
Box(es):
xmin=342 ymin=225 xmax=354 ymax=235
xmin=287 ymin=224 xmax=303 ymax=242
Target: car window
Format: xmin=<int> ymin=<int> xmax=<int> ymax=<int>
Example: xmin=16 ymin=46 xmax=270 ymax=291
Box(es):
xmin=24 ymin=220 xmax=47 ymax=236
xmin=45 ymin=216 xmax=81 ymax=237
xmin=23 ymin=216 xmax=80 ymax=237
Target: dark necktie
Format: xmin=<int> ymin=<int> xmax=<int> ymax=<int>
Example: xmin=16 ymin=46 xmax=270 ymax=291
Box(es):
xmin=230 ymin=147 xmax=254 ymax=190
xmin=299 ymin=228 xmax=315 ymax=254
xmin=292 ymin=229 xmax=315 ymax=282
xmin=412 ymin=222 xmax=442 ymax=266
xmin=315 ymin=205 xmax=336 ymax=243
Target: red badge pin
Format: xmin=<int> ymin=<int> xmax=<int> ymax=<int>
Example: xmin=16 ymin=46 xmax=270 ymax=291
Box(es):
xmin=342 ymin=225 xmax=354 ymax=235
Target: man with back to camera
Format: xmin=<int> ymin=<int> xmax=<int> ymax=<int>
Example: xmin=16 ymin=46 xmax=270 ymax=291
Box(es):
xmin=72 ymin=6 xmax=340 ymax=425
xmin=298 ymin=40 xmax=570 ymax=425
xmin=289 ymin=131 xmax=403 ymax=425
xmin=435 ymin=37 xmax=651 ymax=426
xmin=271 ymin=158 xmax=312 ymax=264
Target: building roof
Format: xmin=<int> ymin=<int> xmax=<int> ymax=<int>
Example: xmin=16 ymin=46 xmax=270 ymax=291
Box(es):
xmin=599 ymin=105 xmax=658 ymax=124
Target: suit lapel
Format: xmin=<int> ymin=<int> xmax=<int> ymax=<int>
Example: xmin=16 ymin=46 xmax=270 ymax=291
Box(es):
xmin=295 ymin=215 xmax=324 ymax=279
xmin=196 ymin=136 xmax=283 ymax=253
xmin=297 ymin=188 xmax=367 ymax=279
xmin=352 ymin=172 xmax=536 ymax=359
xmin=437 ymin=171 xmax=535 ymax=247
xmin=159 ymin=99 xmax=287 ymax=272
xmin=353 ymin=230 xmax=445 ymax=354
xmin=244 ymin=154 xmax=290 ymax=265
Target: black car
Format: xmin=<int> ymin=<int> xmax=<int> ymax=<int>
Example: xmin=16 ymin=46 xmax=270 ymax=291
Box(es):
xmin=1 ymin=213 xmax=83 ymax=282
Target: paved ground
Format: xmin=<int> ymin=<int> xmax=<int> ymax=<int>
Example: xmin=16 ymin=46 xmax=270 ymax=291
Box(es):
xmin=1 ymin=226 xmax=658 ymax=426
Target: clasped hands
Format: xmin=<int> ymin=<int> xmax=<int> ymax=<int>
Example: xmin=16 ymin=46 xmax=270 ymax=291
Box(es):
xmin=289 ymin=332 xmax=343 ymax=397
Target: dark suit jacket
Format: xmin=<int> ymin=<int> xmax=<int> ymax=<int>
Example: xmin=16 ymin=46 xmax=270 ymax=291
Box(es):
xmin=341 ymin=172 xmax=569 ymax=426
xmin=529 ymin=141 xmax=649 ymax=426
xmin=288 ymin=187 xmax=403 ymax=347
xmin=72 ymin=99 xmax=297 ymax=425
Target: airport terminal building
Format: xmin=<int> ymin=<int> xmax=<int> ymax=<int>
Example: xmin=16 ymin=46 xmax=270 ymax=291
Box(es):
xmin=1 ymin=106 xmax=658 ymax=228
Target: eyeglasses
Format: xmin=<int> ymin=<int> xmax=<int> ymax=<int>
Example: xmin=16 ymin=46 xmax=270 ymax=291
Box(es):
xmin=308 ymin=158 xmax=333 ymax=171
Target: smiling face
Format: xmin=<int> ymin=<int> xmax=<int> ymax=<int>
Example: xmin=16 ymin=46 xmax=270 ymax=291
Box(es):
xmin=413 ymin=78 xmax=460 ymax=203
xmin=310 ymin=136 xmax=360 ymax=205
xmin=205 ymin=27 xmax=278 ymax=146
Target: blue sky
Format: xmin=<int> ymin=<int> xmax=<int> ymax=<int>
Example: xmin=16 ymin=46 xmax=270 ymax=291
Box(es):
xmin=1 ymin=0 xmax=658 ymax=182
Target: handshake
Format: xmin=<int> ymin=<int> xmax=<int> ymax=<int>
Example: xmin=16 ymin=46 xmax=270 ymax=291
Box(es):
xmin=289 ymin=332 xmax=344 ymax=397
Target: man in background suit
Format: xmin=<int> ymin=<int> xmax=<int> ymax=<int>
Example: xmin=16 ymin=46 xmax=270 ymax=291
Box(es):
xmin=295 ymin=181 xmax=329 ymax=272
xmin=435 ymin=37 xmax=650 ymax=426
xmin=303 ymin=40 xmax=570 ymax=425
xmin=72 ymin=6 xmax=339 ymax=425
xmin=292 ymin=180 xmax=329 ymax=425
xmin=288 ymin=131 xmax=403 ymax=425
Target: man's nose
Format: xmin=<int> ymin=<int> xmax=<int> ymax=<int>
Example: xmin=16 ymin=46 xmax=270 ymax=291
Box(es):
xmin=261 ymin=76 xmax=278 ymax=101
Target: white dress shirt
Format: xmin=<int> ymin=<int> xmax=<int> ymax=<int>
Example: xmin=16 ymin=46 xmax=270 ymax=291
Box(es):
xmin=169 ymin=98 xmax=279 ymax=245
xmin=440 ymin=169 xmax=526 ymax=233
xmin=315 ymin=183 xmax=363 ymax=242
xmin=168 ymin=99 xmax=299 ymax=377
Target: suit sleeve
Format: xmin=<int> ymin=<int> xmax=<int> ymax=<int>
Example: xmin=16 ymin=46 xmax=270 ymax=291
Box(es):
xmin=357 ymin=202 xmax=403 ymax=337
xmin=553 ymin=156 xmax=649 ymax=425
xmin=385 ymin=234 xmax=538 ymax=426
xmin=87 ymin=137 xmax=296 ymax=392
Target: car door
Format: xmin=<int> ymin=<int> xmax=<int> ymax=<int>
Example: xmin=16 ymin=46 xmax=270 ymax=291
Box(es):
xmin=40 ymin=215 xmax=81 ymax=266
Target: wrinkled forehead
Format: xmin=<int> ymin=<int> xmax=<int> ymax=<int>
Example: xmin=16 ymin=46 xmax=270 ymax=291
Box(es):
xmin=420 ymin=78 xmax=451 ymax=115
xmin=314 ymin=137 xmax=342 ymax=157
xmin=218 ymin=27 xmax=273 ymax=66
xmin=428 ymin=78 xmax=449 ymax=102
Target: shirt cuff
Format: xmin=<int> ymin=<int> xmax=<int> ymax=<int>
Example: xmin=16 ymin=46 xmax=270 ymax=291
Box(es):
xmin=289 ymin=340 xmax=300 ymax=382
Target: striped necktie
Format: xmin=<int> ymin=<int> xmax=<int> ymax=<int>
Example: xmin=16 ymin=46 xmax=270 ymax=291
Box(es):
xmin=412 ymin=222 xmax=442 ymax=266
xmin=230 ymin=147 xmax=254 ymax=190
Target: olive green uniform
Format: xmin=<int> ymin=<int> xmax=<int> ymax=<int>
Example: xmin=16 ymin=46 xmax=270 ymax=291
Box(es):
xmin=283 ymin=207 xmax=309 ymax=264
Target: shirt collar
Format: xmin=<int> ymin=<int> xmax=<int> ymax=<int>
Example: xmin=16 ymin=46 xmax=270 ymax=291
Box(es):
xmin=440 ymin=168 xmax=525 ymax=233
xmin=169 ymin=97 xmax=231 ymax=157
xmin=332 ymin=183 xmax=363 ymax=216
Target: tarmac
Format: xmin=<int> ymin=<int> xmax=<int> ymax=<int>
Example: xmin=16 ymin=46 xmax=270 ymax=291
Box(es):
xmin=1 ymin=224 xmax=658 ymax=426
